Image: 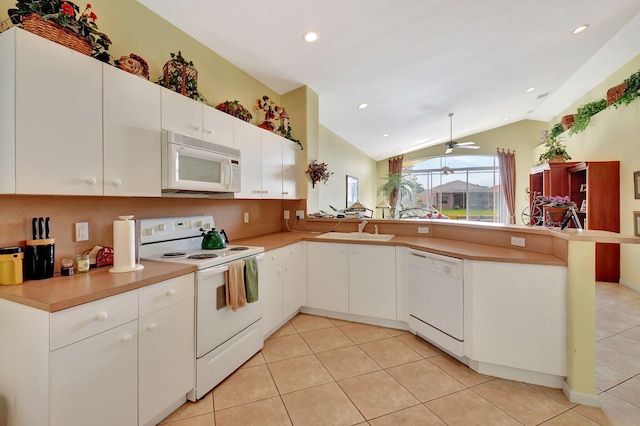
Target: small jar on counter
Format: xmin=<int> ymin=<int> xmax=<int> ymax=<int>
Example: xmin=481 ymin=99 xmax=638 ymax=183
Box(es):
xmin=76 ymin=253 xmax=90 ymax=274
xmin=61 ymin=258 xmax=75 ymax=276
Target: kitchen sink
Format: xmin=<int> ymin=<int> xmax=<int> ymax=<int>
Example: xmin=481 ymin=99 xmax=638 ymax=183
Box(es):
xmin=315 ymin=232 xmax=395 ymax=241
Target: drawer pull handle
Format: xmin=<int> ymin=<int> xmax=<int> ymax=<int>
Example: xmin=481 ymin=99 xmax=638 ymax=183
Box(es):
xmin=96 ymin=312 xmax=108 ymax=322
xmin=147 ymin=323 xmax=157 ymax=331
xmin=121 ymin=334 xmax=132 ymax=343
xmin=166 ymin=289 xmax=176 ymax=297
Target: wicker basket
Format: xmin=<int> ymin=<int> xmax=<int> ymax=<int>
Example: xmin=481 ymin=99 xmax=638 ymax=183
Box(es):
xmin=21 ymin=13 xmax=92 ymax=56
xmin=163 ymin=59 xmax=198 ymax=96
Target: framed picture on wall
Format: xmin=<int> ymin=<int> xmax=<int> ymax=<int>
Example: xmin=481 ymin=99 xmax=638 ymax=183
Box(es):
xmin=635 ymin=211 xmax=640 ymax=237
xmin=346 ymin=175 xmax=358 ymax=208
xmin=635 ymin=171 xmax=640 ymax=199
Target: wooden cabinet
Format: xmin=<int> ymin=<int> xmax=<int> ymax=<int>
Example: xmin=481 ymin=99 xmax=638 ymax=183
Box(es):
xmin=0 ymin=28 xmax=103 ymax=195
xmin=307 ymin=242 xmax=397 ymax=320
xmin=262 ymin=243 xmax=304 ymax=337
xmin=103 ymin=65 xmax=162 ymax=197
xmin=161 ymin=88 xmax=234 ymax=148
xmin=530 ymin=161 xmax=620 ymax=282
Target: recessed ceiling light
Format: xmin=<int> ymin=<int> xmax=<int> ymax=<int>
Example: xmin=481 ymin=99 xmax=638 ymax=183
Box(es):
xmin=382 ymin=133 xmax=389 ymax=138
xmin=526 ymin=87 xmax=535 ymax=93
xmin=503 ymin=117 xmax=510 ymax=121
xmin=572 ymin=24 xmax=589 ymax=35
xmin=357 ymin=103 xmax=368 ymax=109
xmin=537 ymin=92 xmax=549 ymax=99
xmin=303 ymin=31 xmax=319 ymax=42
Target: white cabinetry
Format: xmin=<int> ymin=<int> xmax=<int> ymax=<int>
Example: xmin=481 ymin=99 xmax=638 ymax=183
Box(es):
xmin=282 ymin=142 xmax=300 ymax=199
xmin=233 ymin=118 xmax=263 ymax=198
xmin=261 ymin=130 xmax=284 ymax=199
xmin=0 ymin=28 xmax=103 ymax=195
xmin=0 ymin=273 xmax=195 ymax=426
xmin=138 ymin=275 xmax=195 ymax=426
xmin=262 ymin=243 xmax=305 ymax=337
xmin=307 ymin=242 xmax=396 ymax=320
xmin=103 ymin=65 xmax=161 ymax=196
xmin=161 ymin=88 xmax=234 ymax=147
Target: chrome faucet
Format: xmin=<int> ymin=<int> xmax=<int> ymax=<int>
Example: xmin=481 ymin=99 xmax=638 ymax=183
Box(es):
xmin=358 ymin=219 xmax=368 ymax=233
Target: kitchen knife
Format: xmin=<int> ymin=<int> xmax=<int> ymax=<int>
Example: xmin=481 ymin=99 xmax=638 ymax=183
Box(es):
xmin=38 ymin=217 xmax=44 ymax=239
xmin=32 ymin=217 xmax=37 ymax=240
xmin=45 ymin=217 xmax=50 ymax=239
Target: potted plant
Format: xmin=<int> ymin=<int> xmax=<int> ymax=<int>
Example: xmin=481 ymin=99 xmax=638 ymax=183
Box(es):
xmin=305 ymin=160 xmax=333 ymax=188
xmin=377 ymin=172 xmax=419 ymax=218
xmin=613 ymin=69 xmax=640 ymax=108
xmin=547 ymin=123 xmax=564 ymax=142
xmin=538 ymin=138 xmax=571 ymax=164
xmin=157 ymin=51 xmax=205 ymax=101
xmin=215 ymin=100 xmax=253 ymax=122
xmin=8 ymin=0 xmax=111 ymax=61
xmin=569 ymin=98 xmax=607 ymax=135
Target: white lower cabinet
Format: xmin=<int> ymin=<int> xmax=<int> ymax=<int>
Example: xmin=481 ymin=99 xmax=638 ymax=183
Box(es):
xmin=307 ymin=242 xmax=397 ymax=321
xmin=262 ymin=243 xmax=305 ymax=337
xmin=50 ymin=320 xmax=139 ymax=426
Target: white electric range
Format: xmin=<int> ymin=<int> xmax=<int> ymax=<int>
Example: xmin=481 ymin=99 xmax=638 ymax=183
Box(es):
xmin=137 ymin=215 xmax=265 ymax=401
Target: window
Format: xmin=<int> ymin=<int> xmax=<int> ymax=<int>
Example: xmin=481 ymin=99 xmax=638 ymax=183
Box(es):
xmin=402 ymin=155 xmax=504 ymax=222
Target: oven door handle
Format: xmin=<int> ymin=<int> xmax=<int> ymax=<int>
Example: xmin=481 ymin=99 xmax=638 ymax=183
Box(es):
xmin=196 ymin=253 xmax=264 ymax=279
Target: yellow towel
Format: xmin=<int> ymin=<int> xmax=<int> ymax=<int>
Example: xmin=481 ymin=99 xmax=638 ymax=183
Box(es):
xmin=225 ymin=260 xmax=246 ymax=311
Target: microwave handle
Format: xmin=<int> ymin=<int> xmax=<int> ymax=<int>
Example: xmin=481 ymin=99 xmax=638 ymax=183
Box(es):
xmin=225 ymin=158 xmax=232 ymax=186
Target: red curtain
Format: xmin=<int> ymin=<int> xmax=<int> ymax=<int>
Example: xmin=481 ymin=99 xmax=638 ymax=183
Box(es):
xmin=388 ymin=155 xmax=403 ymax=210
xmin=497 ymin=149 xmax=516 ymax=224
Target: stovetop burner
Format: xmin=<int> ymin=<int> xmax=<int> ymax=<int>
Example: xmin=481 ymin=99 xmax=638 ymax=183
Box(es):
xmin=188 ymin=253 xmax=219 ymax=260
xmin=163 ymin=252 xmax=187 ymax=258
xmin=228 ymin=247 xmax=249 ymax=251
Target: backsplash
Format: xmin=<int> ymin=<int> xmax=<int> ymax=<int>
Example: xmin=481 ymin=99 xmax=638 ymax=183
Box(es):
xmin=0 ymin=195 xmax=305 ymax=274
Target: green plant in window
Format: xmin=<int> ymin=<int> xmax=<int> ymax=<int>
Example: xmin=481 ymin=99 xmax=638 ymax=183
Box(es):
xmin=569 ymin=98 xmax=607 ymax=135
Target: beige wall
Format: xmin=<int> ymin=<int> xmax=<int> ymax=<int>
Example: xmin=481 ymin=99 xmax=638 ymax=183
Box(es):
xmin=317 ymin=126 xmax=377 ymax=214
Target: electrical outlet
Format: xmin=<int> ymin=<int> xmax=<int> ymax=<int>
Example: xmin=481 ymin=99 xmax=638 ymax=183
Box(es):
xmin=511 ymin=236 xmax=526 ymax=247
xmin=243 ymin=212 xmax=249 ymax=223
xmin=296 ymin=210 xmax=305 ymax=220
xmin=418 ymin=226 xmax=429 ymax=234
xmin=75 ymin=222 xmax=89 ymax=241
xmin=283 ymin=210 xmax=290 ymax=220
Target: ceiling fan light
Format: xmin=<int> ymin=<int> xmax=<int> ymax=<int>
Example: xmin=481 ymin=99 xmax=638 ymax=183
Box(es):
xmin=303 ymin=31 xmax=319 ymax=42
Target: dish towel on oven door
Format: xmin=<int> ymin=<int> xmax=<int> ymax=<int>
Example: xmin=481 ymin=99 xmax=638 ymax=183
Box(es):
xmin=244 ymin=256 xmax=259 ymax=303
xmin=225 ymin=260 xmax=247 ymax=311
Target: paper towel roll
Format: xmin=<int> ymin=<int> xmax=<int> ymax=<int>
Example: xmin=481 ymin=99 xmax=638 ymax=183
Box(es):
xmin=110 ymin=215 xmax=144 ymax=273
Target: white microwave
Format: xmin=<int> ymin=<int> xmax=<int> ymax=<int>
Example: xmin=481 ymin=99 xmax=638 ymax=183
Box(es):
xmin=161 ymin=130 xmax=241 ymax=195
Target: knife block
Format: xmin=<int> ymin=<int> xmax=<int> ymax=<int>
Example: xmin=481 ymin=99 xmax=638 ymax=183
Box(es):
xmin=25 ymin=239 xmax=55 ymax=280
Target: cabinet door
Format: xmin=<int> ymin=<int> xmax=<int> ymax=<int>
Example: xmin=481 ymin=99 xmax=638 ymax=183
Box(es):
xmin=282 ymin=142 xmax=299 ymax=199
xmin=103 ymin=66 xmax=161 ymax=196
xmin=203 ymin=105 xmax=234 ymax=147
xmin=233 ymin=119 xmax=262 ymax=198
xmin=139 ymin=299 xmax=195 ymax=425
xmin=262 ymin=263 xmax=284 ymax=337
xmin=261 ymin=131 xmax=284 ymax=199
xmin=349 ymin=245 xmax=397 ymax=320
xmin=15 ymin=30 xmax=103 ymax=195
xmin=283 ymin=255 xmax=301 ymax=319
xmin=307 ymin=243 xmax=349 ymax=312
xmin=161 ymin=87 xmax=203 ymax=138
xmin=50 ymin=321 xmax=138 ymax=426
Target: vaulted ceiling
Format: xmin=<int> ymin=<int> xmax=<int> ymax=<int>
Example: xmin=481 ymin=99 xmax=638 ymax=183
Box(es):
xmin=138 ymin=0 xmax=640 ymax=160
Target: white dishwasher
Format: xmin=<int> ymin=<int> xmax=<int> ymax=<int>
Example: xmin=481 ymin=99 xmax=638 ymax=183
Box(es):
xmin=407 ymin=249 xmax=464 ymax=357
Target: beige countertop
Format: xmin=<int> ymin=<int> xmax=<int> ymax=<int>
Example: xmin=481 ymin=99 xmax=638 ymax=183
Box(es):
xmin=235 ymin=231 xmax=567 ymax=266
xmin=0 ymin=261 xmax=196 ymax=312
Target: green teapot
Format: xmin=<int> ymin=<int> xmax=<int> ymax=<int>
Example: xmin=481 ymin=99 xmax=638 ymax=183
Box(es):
xmin=200 ymin=228 xmax=228 ymax=250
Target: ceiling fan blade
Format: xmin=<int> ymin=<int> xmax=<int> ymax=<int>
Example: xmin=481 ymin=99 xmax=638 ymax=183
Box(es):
xmin=456 ymin=141 xmax=476 ymax=146
xmin=459 ymin=145 xmax=480 ymax=149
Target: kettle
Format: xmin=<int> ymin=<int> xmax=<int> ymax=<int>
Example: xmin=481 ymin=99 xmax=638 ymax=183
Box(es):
xmin=200 ymin=228 xmax=228 ymax=250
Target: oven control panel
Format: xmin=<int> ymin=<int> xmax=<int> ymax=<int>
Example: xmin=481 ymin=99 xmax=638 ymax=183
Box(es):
xmin=138 ymin=216 xmax=215 ymax=244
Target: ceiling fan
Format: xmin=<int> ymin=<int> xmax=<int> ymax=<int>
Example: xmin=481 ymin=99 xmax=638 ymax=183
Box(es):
xmin=444 ymin=113 xmax=480 ymax=154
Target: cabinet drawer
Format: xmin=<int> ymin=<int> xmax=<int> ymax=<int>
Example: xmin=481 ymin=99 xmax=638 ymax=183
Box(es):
xmin=51 ymin=290 xmax=138 ymax=350
xmin=265 ymin=243 xmax=300 ymax=268
xmin=139 ymin=273 xmax=194 ymax=317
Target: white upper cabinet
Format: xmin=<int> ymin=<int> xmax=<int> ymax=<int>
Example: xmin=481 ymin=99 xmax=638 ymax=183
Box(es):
xmin=261 ymin=130 xmax=284 ymax=199
xmin=233 ymin=119 xmax=263 ymax=198
xmin=103 ymin=65 xmax=161 ymax=197
xmin=2 ymin=28 xmax=103 ymax=195
xmin=282 ymin=142 xmax=300 ymax=199
xmin=161 ymin=88 xmax=234 ymax=148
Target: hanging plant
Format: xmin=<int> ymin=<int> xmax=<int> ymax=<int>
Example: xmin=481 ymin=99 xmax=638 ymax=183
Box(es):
xmin=547 ymin=123 xmax=564 ymax=142
xmin=613 ymin=69 xmax=640 ymax=108
xmin=569 ymin=98 xmax=606 ymax=135
xmin=305 ymin=160 xmax=333 ymax=188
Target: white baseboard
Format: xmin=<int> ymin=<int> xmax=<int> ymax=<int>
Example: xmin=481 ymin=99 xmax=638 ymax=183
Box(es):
xmin=619 ymin=279 xmax=640 ymax=293
xmin=299 ymin=307 xmax=408 ymax=330
xmin=469 ymin=360 xmax=565 ymax=389
xmin=562 ymin=379 xmax=600 ymax=407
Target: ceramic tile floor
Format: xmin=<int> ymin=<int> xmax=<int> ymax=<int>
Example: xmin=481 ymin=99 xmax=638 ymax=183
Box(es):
xmin=159 ymin=282 xmax=640 ymax=425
